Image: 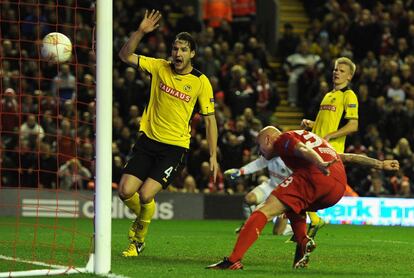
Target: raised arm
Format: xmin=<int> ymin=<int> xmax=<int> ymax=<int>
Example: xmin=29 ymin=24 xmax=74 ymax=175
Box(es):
xmin=339 ymin=153 xmax=400 ymax=171
xmin=118 ymin=10 xmax=162 ymax=66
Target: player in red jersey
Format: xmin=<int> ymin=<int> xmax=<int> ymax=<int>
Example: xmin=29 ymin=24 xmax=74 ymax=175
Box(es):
xmin=207 ymin=126 xmax=400 ymax=270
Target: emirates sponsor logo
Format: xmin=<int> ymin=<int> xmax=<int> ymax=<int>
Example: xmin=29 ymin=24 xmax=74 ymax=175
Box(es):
xmin=160 ymin=82 xmax=191 ymax=102
xmin=320 ymin=105 xmax=336 ymax=111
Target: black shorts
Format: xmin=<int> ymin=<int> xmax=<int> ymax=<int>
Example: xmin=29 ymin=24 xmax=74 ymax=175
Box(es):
xmin=123 ymin=133 xmax=188 ymax=189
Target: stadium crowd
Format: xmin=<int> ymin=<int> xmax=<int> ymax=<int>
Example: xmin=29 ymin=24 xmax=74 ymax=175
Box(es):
xmin=0 ymin=0 xmax=413 ymax=197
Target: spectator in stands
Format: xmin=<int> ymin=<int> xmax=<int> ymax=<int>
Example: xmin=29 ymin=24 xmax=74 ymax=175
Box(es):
xmin=39 ymin=141 xmax=58 ymax=189
xmin=362 ymin=66 xmax=384 ymax=98
xmin=384 ymin=97 xmax=410 ymax=146
xmin=228 ymin=76 xmax=256 ymax=117
xmin=77 ymin=73 xmax=95 ymax=112
xmin=387 ymin=76 xmax=406 ymax=102
xmin=119 ymin=67 xmax=147 ymax=120
xmin=51 ymin=64 xmax=76 ymax=101
xmin=79 ymin=141 xmax=95 ymax=175
xmin=284 ymin=40 xmax=321 ymax=107
xmin=277 ymin=23 xmax=300 ymax=60
xmin=58 ymin=158 xmax=92 ymax=190
xmin=112 ymin=116 xmax=124 ymax=142
xmin=366 ymin=171 xmax=390 ymax=197
xmin=255 ymin=69 xmax=278 ymax=124
xmin=347 ymin=8 xmax=382 ymax=60
xmin=196 ymin=46 xmax=220 ymax=78
xmin=175 ymin=5 xmax=202 ymax=34
xmin=116 ymin=126 xmax=134 ymax=158
xmin=20 ymin=114 xmax=45 ymax=149
xmin=0 ymin=142 xmax=18 ymax=187
xmin=21 ymin=93 xmax=38 ymax=115
xmin=187 ymin=138 xmax=211 ymax=178
xmin=181 ymin=174 xmax=199 ymax=193
xmin=126 ymin=105 xmax=141 ymax=135
xmin=246 ymin=37 xmax=269 ymax=70
xmin=1 ymin=88 xmax=19 ymax=147
xmin=40 ymin=110 xmax=57 ymax=144
xmin=19 ymin=139 xmax=38 ymax=188
xmin=203 ymin=0 xmax=232 ymax=28
xmin=220 ymin=131 xmax=244 ymax=171
xmin=196 ymin=161 xmax=225 ymax=193
xmin=56 ymin=118 xmax=76 ymax=164
xmin=357 ymin=83 xmax=377 ymax=137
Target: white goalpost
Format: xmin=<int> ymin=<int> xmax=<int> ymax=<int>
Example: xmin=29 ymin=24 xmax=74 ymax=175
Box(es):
xmin=0 ymin=0 xmax=113 ymax=276
xmin=94 ymin=0 xmax=113 ymax=274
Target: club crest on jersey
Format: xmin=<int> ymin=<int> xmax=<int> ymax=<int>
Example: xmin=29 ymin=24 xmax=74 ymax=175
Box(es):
xmin=159 ymin=82 xmax=191 ymax=102
xmin=183 ymin=84 xmax=192 ymax=92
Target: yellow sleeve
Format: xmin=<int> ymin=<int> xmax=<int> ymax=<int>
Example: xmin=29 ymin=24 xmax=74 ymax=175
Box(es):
xmin=138 ymin=55 xmax=164 ymax=74
xmin=198 ymin=75 xmax=215 ymax=115
xmin=344 ymin=90 xmax=359 ymax=119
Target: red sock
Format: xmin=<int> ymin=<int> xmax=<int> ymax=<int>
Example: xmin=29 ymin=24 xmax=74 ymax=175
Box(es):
xmin=286 ymin=211 xmax=307 ymax=243
xmin=229 ymin=210 xmax=267 ymax=262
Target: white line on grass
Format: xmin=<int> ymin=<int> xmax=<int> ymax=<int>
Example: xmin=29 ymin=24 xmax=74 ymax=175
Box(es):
xmin=370 ymin=239 xmax=414 ymax=245
xmin=0 ymin=254 xmax=67 ymax=269
xmin=0 ymin=255 xmax=130 ymax=278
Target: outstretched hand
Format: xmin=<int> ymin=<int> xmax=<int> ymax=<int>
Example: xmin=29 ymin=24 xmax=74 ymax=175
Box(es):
xmin=224 ymin=168 xmax=241 ymax=179
xmin=382 ymin=160 xmax=400 ymax=171
xmin=138 ymin=10 xmax=162 ymax=34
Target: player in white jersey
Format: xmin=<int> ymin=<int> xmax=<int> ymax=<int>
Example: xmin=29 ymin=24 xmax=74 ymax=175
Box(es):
xmin=225 ymin=156 xmax=293 ymax=235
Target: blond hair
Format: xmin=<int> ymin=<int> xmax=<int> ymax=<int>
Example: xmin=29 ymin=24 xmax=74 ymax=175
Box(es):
xmin=335 ymin=57 xmax=356 ymax=76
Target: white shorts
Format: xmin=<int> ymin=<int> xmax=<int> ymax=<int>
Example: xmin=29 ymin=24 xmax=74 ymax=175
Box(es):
xmin=251 ymin=179 xmax=276 ymax=204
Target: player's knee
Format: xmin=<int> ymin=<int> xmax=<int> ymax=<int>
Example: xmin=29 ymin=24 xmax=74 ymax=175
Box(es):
xmin=244 ymin=192 xmax=257 ymax=205
xmin=118 ymin=176 xmax=139 ymax=199
xmin=139 ymin=192 xmax=154 ymax=204
xmin=118 ymin=185 xmax=133 ymax=200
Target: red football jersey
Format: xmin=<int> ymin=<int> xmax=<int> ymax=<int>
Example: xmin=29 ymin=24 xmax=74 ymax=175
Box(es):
xmin=273 ymin=130 xmax=341 ymax=172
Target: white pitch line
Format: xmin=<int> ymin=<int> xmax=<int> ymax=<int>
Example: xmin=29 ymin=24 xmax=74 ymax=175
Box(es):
xmin=0 ymin=254 xmax=130 ymax=278
xmin=0 ymin=254 xmax=67 ymax=269
xmin=370 ymin=239 xmax=414 ymax=245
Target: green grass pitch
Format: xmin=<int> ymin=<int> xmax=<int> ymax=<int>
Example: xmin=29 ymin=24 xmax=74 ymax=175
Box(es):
xmin=1 ymin=217 xmax=413 ymax=277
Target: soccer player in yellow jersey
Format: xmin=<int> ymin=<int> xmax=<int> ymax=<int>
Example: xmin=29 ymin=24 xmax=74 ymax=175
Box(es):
xmin=118 ymin=10 xmax=218 ymax=257
xmin=301 ymin=57 xmax=358 ymax=239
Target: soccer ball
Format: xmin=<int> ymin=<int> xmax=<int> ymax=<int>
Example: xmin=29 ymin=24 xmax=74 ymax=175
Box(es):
xmin=41 ymin=32 xmax=72 ymax=63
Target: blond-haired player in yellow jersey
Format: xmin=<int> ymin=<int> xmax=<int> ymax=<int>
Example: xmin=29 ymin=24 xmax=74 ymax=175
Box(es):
xmin=118 ymin=10 xmax=218 ymax=257
xmin=301 ymin=57 xmax=358 ymax=239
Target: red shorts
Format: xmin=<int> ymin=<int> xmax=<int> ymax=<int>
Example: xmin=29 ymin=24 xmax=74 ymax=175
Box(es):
xmin=272 ymin=164 xmax=346 ymax=214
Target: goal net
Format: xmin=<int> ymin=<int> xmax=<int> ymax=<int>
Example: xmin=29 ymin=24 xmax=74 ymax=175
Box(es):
xmin=0 ymin=0 xmax=109 ymax=276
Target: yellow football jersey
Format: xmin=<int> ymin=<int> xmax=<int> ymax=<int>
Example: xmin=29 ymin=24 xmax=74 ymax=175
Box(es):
xmin=312 ymin=88 xmax=358 ymax=153
xmin=138 ymin=55 xmax=215 ymax=149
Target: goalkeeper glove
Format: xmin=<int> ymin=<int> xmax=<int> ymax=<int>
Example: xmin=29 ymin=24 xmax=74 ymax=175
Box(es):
xmin=224 ymin=168 xmax=243 ymax=179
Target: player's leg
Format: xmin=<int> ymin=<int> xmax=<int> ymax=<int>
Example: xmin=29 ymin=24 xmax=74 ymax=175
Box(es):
xmin=207 ymin=194 xmax=287 ymax=269
xmin=291 ymin=172 xmax=346 ymax=268
xmin=236 ymin=179 xmax=272 ymax=233
xmin=119 ymin=136 xmax=155 ymax=256
xmin=242 ymin=191 xmax=258 ymax=217
xmin=230 ymin=195 xmax=286 ymax=261
xmin=133 ymin=179 xmax=162 ymax=245
xmin=272 ymin=215 xmax=291 ymax=235
xmin=118 ymin=174 xmax=144 ymax=241
xmin=128 ymin=140 xmax=187 ymax=256
xmin=285 ymin=211 xmax=316 ymax=268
